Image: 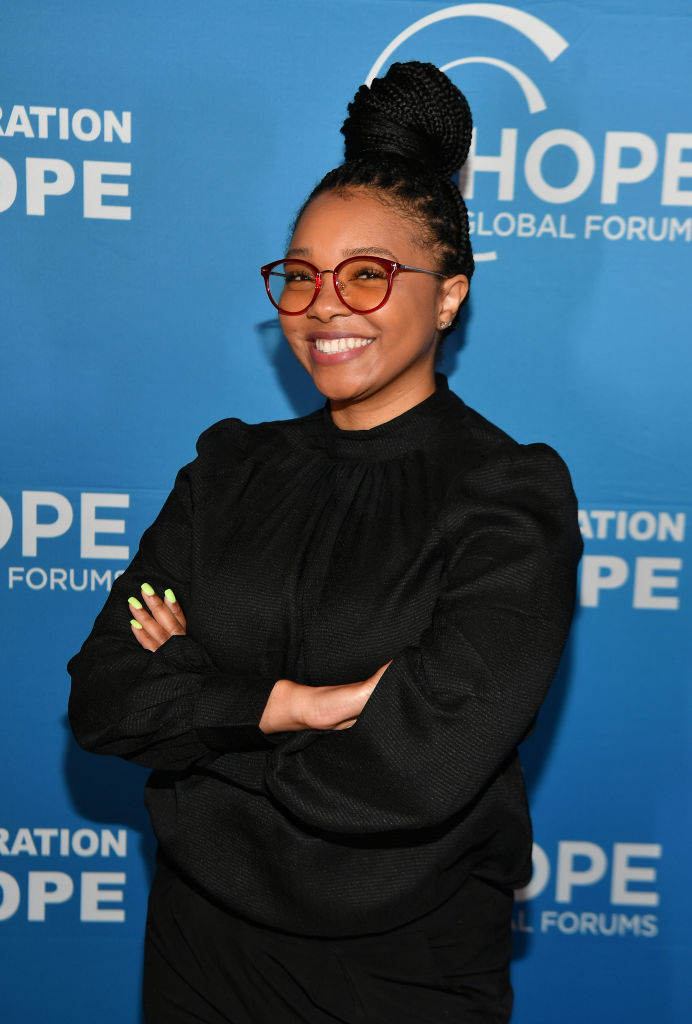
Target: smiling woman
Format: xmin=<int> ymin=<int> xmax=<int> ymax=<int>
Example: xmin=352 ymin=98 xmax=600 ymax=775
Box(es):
xmin=68 ymin=61 xmax=582 ymax=1024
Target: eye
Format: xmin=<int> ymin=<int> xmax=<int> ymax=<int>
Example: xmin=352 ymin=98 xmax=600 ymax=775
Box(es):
xmin=283 ymin=268 xmax=315 ymax=285
xmin=353 ymin=263 xmax=388 ymax=280
xmin=341 ymin=260 xmax=391 ymax=287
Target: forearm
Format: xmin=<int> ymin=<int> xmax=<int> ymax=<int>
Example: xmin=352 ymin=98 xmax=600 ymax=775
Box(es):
xmin=68 ymin=629 xmax=278 ymax=767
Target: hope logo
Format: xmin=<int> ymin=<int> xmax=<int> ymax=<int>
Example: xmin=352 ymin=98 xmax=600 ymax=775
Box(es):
xmin=366 ymin=3 xmax=569 ymax=262
xmin=0 ymin=490 xmax=131 ymax=594
xmin=365 ymin=4 xmax=692 ymax=256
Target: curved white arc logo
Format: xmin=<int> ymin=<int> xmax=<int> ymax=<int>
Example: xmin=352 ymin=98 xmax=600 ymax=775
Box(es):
xmin=440 ymin=57 xmax=547 ymax=114
xmin=365 ymin=3 xmax=569 ymax=86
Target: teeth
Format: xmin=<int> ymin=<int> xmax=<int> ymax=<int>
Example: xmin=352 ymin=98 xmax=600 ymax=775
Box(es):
xmin=314 ymin=337 xmax=374 ymax=353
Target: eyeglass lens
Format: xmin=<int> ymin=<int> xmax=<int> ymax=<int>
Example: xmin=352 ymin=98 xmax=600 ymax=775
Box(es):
xmin=267 ymin=259 xmax=390 ymax=313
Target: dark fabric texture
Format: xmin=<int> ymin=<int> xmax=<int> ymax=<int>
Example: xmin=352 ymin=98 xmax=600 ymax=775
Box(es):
xmin=143 ymin=859 xmax=514 ymax=1024
xmin=68 ymin=376 xmax=583 ymax=937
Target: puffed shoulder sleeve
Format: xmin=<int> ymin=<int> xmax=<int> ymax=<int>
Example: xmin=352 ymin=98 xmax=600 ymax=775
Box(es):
xmin=67 ymin=423 xmax=278 ymax=770
xmin=264 ymin=442 xmax=583 ymax=833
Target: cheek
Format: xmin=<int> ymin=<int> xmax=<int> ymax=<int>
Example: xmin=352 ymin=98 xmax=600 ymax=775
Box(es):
xmin=386 ymin=294 xmax=437 ymax=345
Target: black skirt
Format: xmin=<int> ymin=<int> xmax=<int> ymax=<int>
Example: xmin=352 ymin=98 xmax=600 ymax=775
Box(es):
xmin=143 ymin=859 xmax=514 ymax=1024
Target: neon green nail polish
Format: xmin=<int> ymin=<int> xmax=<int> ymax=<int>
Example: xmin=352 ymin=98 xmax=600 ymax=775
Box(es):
xmin=128 ymin=596 xmax=142 ymax=609
xmin=141 ymin=583 xmax=155 ymax=596
xmin=130 ymin=619 xmax=143 ymax=630
xmin=164 ymin=588 xmax=176 ymax=604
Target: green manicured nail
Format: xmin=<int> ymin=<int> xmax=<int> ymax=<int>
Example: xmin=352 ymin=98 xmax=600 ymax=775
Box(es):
xmin=141 ymin=583 xmax=155 ymax=596
xmin=130 ymin=619 xmax=143 ymax=630
xmin=128 ymin=596 xmax=142 ymax=609
xmin=164 ymin=588 xmax=176 ymax=604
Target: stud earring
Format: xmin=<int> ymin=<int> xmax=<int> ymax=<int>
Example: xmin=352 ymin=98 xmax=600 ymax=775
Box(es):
xmin=439 ymin=320 xmax=452 ymax=329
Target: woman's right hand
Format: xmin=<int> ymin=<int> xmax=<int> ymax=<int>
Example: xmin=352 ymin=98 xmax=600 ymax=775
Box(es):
xmin=259 ymin=662 xmax=391 ymax=734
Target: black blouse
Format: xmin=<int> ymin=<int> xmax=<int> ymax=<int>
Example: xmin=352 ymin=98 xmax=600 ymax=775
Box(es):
xmin=68 ymin=377 xmax=582 ymax=936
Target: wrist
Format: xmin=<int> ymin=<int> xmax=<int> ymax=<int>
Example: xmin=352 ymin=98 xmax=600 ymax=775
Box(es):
xmin=259 ymin=678 xmax=306 ymax=734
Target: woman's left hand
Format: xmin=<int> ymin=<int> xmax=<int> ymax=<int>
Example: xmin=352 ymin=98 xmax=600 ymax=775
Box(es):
xmin=128 ymin=584 xmax=187 ymax=652
xmin=259 ymin=662 xmax=391 ymax=734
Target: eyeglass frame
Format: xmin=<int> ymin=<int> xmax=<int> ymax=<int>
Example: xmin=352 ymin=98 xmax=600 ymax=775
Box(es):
xmin=260 ymin=255 xmax=446 ymax=316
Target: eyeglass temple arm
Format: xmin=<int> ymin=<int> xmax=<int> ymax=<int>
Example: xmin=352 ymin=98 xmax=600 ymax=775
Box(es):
xmin=397 ymin=263 xmax=446 ymax=280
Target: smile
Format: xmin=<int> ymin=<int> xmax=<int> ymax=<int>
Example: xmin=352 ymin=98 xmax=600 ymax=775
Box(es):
xmin=313 ymin=337 xmax=374 ymax=354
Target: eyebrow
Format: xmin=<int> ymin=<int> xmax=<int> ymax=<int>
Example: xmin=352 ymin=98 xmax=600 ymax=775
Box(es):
xmin=285 ymin=245 xmax=397 ymax=259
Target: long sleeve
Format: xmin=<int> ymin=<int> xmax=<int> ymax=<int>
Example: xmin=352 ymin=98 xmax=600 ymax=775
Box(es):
xmin=264 ymin=444 xmax=582 ymax=834
xmin=68 ymin=445 xmax=277 ymax=771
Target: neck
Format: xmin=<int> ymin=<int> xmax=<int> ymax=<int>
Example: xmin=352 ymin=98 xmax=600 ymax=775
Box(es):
xmin=329 ymin=374 xmax=437 ymax=431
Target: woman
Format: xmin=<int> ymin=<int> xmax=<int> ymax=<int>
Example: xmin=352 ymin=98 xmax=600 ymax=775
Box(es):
xmin=69 ymin=62 xmax=582 ymax=1023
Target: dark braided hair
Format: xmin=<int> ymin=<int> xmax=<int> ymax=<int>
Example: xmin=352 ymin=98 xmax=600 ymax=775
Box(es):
xmin=294 ymin=61 xmax=474 ymax=338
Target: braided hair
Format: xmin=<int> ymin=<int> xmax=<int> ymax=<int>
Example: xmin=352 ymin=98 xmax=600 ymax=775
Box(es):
xmin=295 ymin=61 xmax=474 ymax=338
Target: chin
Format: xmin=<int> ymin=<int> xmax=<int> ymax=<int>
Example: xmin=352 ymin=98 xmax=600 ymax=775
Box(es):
xmin=308 ymin=368 xmax=372 ymax=402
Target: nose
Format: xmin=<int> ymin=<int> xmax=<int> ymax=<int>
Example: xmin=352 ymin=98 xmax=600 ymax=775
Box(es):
xmin=307 ymin=271 xmax=349 ymax=319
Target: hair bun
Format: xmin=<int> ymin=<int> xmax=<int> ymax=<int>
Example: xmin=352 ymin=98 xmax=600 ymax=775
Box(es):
xmin=342 ymin=61 xmax=472 ymax=178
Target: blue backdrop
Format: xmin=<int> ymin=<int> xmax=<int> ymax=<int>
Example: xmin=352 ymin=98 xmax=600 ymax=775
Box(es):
xmin=1 ymin=2 xmax=690 ymax=1020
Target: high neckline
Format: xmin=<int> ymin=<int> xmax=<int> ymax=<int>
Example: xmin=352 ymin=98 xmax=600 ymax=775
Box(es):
xmin=322 ymin=374 xmax=461 ymax=461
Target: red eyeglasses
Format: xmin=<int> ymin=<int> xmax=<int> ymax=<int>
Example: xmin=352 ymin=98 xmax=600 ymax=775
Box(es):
xmin=260 ymin=255 xmax=445 ymax=315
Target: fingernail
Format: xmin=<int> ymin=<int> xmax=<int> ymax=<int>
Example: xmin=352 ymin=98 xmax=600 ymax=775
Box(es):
xmin=164 ymin=588 xmax=176 ymax=604
xmin=141 ymin=583 xmax=155 ymax=596
xmin=128 ymin=596 xmax=143 ymax=609
xmin=130 ymin=619 xmax=143 ymax=630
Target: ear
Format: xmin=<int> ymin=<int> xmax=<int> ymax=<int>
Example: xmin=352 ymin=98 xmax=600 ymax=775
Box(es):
xmin=437 ymin=274 xmax=469 ymax=327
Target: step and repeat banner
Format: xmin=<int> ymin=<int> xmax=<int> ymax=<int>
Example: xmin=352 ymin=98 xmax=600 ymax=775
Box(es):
xmin=2 ymin=2 xmax=690 ymax=1021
